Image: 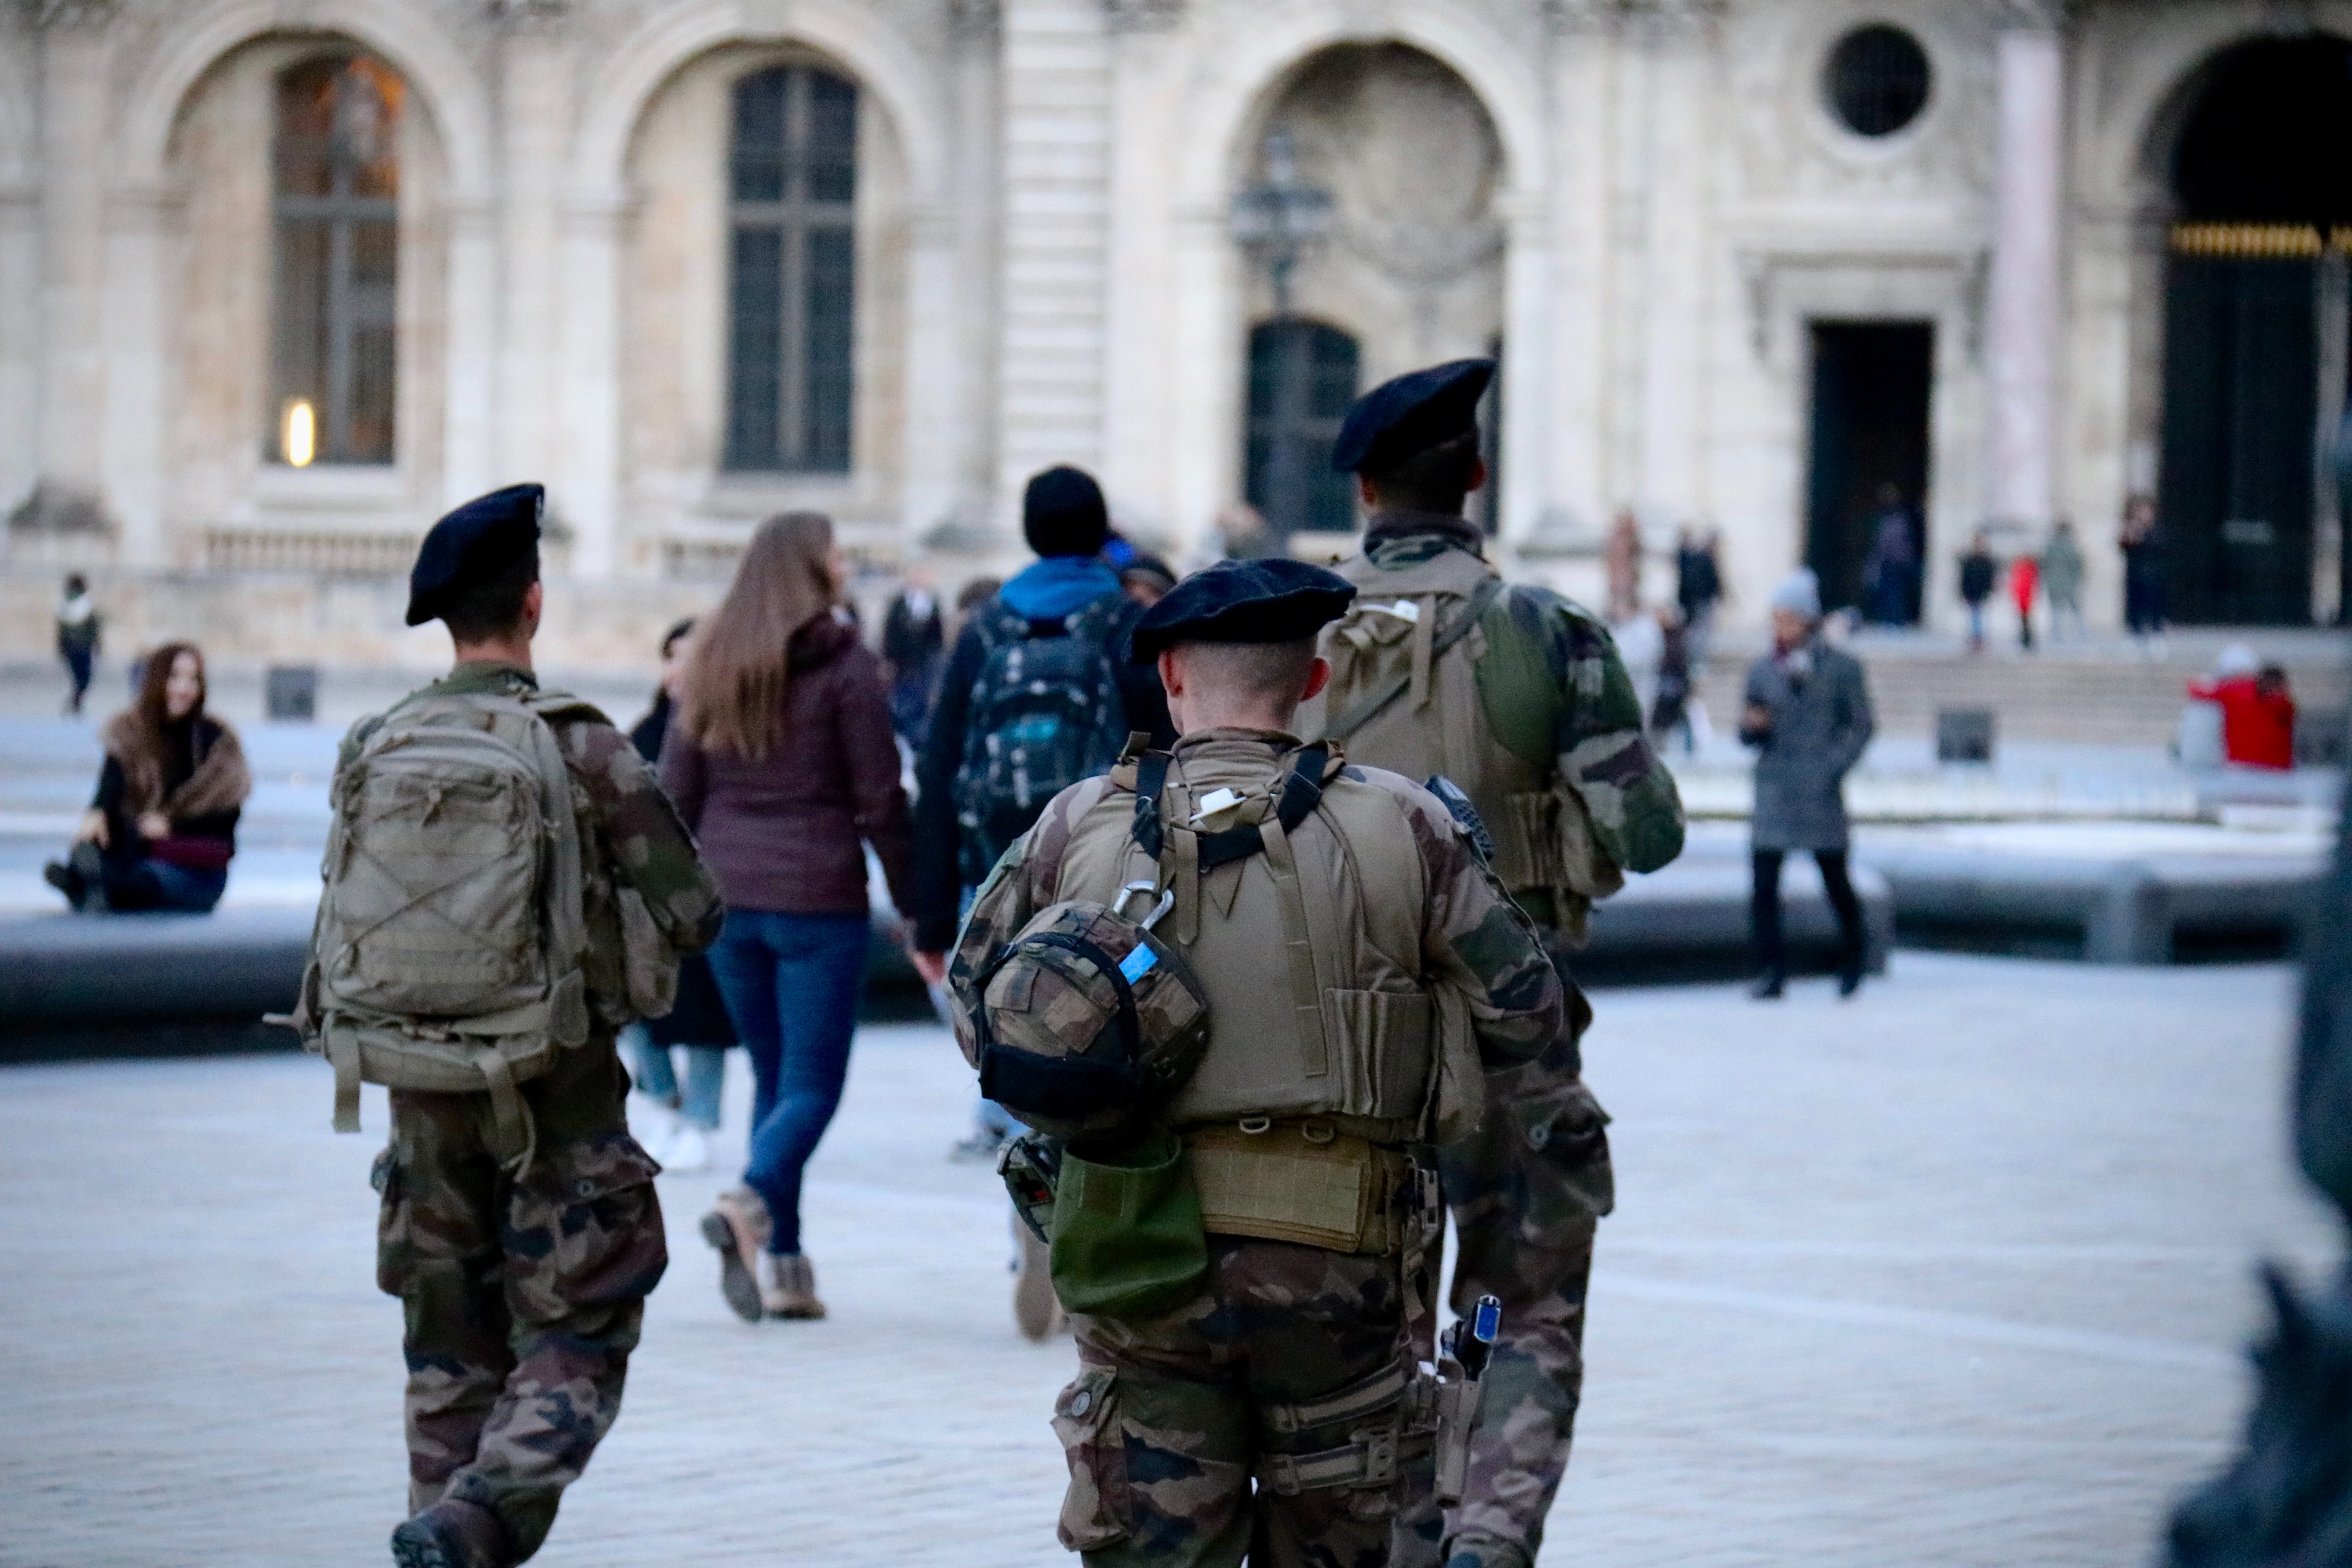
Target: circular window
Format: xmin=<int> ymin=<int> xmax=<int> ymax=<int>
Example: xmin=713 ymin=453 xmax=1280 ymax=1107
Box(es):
xmin=1825 ymin=25 xmax=1931 ymax=138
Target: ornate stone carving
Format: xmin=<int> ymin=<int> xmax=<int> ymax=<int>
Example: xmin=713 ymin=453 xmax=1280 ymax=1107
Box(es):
xmin=1991 ymin=0 xmax=2073 ymax=31
xmin=1543 ymin=0 xmax=1724 ymax=34
xmin=28 ymin=0 xmax=119 ymax=29
xmin=949 ymin=0 xmax=1000 ymax=45
xmin=1104 ymin=0 xmax=1183 ymax=33
xmin=486 ymin=0 xmax=573 ymax=19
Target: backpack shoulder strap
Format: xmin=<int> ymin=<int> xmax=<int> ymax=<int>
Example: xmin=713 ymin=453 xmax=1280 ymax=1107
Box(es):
xmin=1321 ymin=576 xmax=1504 ymax=743
xmin=1131 ymin=742 xmax=1332 ymax=873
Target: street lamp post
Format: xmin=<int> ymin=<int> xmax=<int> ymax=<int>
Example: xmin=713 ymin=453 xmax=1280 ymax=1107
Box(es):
xmin=1231 ymin=130 xmax=1335 ymax=538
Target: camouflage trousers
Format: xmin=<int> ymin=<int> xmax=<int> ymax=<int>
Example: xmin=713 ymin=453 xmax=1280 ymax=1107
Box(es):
xmin=374 ymin=1083 xmax=666 ymax=1561
xmin=1396 ymin=960 xmax=1612 ymax=1568
xmin=1057 ymin=1237 xmax=1422 ymax=1568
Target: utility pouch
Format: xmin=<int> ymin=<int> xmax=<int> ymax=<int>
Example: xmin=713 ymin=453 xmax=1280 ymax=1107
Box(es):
xmin=1000 ymin=1132 xmax=1064 ymax=1245
xmin=1050 ymin=1130 xmax=1209 ymax=1320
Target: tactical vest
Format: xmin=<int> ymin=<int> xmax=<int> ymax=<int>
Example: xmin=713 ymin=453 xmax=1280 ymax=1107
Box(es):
xmin=1049 ymin=735 xmax=1482 ymax=1156
xmin=1302 ymin=545 xmax=1624 ymax=936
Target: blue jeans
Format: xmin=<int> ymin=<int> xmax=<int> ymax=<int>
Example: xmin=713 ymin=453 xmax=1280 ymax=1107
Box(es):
xmin=623 ymin=1024 xmax=726 ymax=1131
xmin=705 ymin=909 xmax=869 ymax=1256
xmin=102 ymin=855 xmax=227 ymax=913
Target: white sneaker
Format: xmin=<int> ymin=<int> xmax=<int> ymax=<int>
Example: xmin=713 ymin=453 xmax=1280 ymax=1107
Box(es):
xmin=632 ymin=1100 xmax=680 ymax=1162
xmin=664 ymin=1123 xmax=711 ymax=1174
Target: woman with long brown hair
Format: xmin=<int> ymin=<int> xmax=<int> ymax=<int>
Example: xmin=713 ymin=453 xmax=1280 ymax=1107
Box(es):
xmin=662 ymin=513 xmax=915 ymax=1323
xmin=45 ymin=641 xmax=250 ymax=913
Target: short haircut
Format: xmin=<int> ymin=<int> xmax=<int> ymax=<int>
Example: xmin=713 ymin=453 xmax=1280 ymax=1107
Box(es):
xmin=1172 ymin=637 xmax=1319 ymax=704
xmin=439 ymin=550 xmax=539 ymax=643
xmin=1361 ymin=429 xmax=1481 ymax=515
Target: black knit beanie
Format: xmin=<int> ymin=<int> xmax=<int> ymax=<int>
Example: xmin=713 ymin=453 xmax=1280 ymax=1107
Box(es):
xmin=1022 ymin=466 xmax=1111 ymax=559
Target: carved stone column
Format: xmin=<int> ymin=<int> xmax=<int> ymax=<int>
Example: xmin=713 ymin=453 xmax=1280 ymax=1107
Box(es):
xmin=1985 ymin=2 xmax=2067 ymax=532
xmin=34 ymin=1 xmax=115 ymax=526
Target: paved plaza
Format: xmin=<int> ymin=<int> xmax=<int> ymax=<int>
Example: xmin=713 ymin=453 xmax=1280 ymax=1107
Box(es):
xmin=1 ymin=952 xmax=2332 ymax=1568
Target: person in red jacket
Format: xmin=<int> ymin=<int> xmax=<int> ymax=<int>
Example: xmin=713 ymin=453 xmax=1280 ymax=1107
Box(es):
xmin=2189 ymin=661 xmax=2297 ymax=770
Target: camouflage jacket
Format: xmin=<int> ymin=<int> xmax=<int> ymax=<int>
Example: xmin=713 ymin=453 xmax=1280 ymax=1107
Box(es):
xmin=947 ymin=727 xmax=1564 ymax=1087
xmin=336 ymin=662 xmax=726 ymax=1025
xmin=1360 ymin=515 xmax=1686 ymax=881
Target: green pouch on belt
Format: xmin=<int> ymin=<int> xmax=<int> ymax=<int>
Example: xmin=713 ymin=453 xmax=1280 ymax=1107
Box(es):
xmin=1051 ymin=1130 xmax=1209 ymax=1319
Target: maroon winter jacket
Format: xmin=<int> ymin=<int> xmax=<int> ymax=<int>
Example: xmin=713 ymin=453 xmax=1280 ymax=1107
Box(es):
xmin=661 ymin=615 xmax=915 ymax=917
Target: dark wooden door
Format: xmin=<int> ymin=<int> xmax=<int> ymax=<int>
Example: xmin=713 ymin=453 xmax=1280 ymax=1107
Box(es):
xmin=1805 ymin=322 xmax=1933 ymax=617
xmin=2159 ymin=254 xmax=2319 ymax=624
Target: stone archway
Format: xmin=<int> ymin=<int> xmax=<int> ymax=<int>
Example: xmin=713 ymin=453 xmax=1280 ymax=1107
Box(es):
xmin=2152 ymin=34 xmax=2352 ymax=626
xmin=1232 ymin=42 xmax=1506 ymax=538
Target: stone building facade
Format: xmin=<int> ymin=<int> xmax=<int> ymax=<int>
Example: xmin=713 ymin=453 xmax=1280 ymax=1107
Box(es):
xmin=2 ymin=0 xmax=2347 ymax=669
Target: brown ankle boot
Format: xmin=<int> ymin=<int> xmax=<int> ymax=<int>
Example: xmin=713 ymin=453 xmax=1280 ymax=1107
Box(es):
xmin=699 ymin=1188 xmax=772 ymax=1324
xmin=762 ymin=1252 xmax=826 ymax=1319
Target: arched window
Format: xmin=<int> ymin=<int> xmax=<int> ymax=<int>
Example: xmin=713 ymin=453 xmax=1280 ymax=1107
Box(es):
xmin=724 ymin=64 xmax=857 ymax=474
xmin=271 ymin=55 xmax=403 ymax=466
xmin=1245 ymin=320 xmax=1359 ymax=537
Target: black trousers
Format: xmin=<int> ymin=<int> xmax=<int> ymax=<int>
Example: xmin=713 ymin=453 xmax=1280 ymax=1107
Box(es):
xmin=1751 ymin=849 xmax=1865 ymax=978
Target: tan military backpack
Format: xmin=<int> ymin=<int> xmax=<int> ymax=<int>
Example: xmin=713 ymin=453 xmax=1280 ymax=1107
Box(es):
xmin=1304 ymin=548 xmax=1624 ymax=936
xmin=288 ymin=688 xmax=597 ymax=1170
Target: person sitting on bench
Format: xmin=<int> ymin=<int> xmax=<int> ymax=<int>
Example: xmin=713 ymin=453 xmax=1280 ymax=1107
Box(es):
xmin=45 ymin=641 xmax=249 ymax=914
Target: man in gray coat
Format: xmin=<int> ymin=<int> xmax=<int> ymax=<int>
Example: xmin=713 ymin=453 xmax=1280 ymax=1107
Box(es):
xmin=1740 ymin=568 xmax=1874 ymax=998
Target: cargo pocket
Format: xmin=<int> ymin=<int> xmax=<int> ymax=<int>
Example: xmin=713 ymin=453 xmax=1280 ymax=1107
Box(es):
xmin=1493 ymin=789 xmax=1561 ymax=895
xmin=1520 ymin=1084 xmax=1615 ymax=1237
xmin=371 ymin=1143 xmax=413 ymax=1298
xmin=504 ymin=1131 xmax=666 ymax=1325
xmin=1324 ymin=989 xmax=1434 ymax=1118
xmin=1051 ymin=1367 xmax=1131 ymax=1550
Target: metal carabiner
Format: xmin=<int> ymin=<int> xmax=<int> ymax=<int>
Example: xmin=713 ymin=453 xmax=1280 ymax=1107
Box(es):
xmin=1114 ymin=878 xmax=1176 ymax=931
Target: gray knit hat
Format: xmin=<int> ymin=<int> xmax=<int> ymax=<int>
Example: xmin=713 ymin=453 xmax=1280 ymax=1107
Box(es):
xmin=1768 ymin=567 xmax=1822 ymax=620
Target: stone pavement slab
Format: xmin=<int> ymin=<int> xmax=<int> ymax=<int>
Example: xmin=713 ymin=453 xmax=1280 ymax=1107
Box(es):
xmin=0 ymin=954 xmax=2335 ymax=1567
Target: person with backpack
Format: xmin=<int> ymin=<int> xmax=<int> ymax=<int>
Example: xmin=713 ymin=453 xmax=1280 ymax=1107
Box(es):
xmin=1302 ymin=359 xmax=1687 ymax=1568
xmin=946 ymin=558 xmax=1566 ymax=1568
xmin=292 ymin=485 xmax=724 ymax=1568
xmin=661 ymin=514 xmax=916 ymax=1324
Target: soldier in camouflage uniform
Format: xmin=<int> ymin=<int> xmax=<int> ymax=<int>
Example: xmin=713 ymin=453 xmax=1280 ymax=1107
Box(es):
xmin=949 ymin=559 xmax=1566 ymax=1568
xmin=1305 ymin=363 xmax=1686 ymax=1568
xmin=330 ymin=488 xmax=724 ymax=1568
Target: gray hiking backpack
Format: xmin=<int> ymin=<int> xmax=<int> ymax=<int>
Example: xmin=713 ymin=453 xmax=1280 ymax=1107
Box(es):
xmin=289 ymin=687 xmax=595 ymax=1171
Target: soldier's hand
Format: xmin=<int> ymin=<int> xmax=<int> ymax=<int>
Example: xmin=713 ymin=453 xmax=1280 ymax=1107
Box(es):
xmin=911 ymin=949 xmax=949 ymax=989
xmin=76 ymin=808 xmax=107 ymax=848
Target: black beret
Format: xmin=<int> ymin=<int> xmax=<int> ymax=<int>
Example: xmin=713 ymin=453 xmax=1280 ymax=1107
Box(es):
xmin=405 ymin=483 xmax=544 ymax=626
xmin=1131 ymin=558 xmax=1356 ymax=663
xmin=1331 ymin=358 xmax=1495 ymax=475
xmin=1023 ymin=466 xmax=1111 ymax=559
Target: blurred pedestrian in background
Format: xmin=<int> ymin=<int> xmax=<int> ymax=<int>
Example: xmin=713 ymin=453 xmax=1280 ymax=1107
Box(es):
xmin=881 ymin=566 xmax=945 ymax=747
xmin=1741 ymin=570 xmax=1874 ymax=1000
xmin=1216 ymin=500 xmax=1274 ymax=560
xmin=1606 ymin=507 xmax=1642 ymax=621
xmin=2189 ymin=648 xmax=2297 ymax=771
xmin=2122 ymin=494 xmax=2169 ymax=652
xmin=664 ymin=514 xmax=916 ymax=1324
xmin=1859 ymin=484 xmax=1922 ymax=627
xmin=1651 ymin=604 xmax=1699 ymax=750
xmin=2041 ymin=520 xmax=2086 ymax=641
xmin=1119 ymin=551 xmax=1178 ymax=608
xmin=1958 ymin=530 xmax=1998 ymax=653
xmin=45 ymin=641 xmax=247 ymax=914
xmin=624 ymin=617 xmax=737 ymax=1174
xmin=953 ymin=573 xmax=1002 ymax=630
xmin=54 ymin=573 xmax=100 ymax=716
xmin=1676 ymin=525 xmax=1724 ymax=663
xmin=2009 ymin=546 xmax=2040 ymax=652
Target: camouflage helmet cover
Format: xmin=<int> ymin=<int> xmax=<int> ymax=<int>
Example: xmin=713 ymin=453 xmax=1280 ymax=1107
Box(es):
xmin=976 ymin=895 xmax=1211 ymax=1141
